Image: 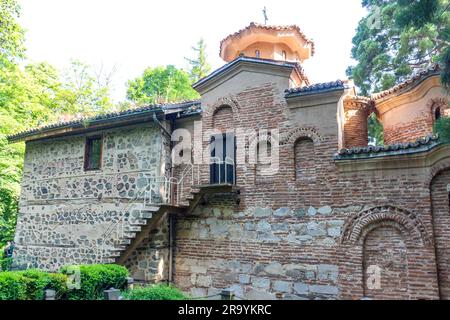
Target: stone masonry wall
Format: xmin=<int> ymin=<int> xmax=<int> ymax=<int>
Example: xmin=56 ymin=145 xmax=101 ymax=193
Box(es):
xmin=13 ymin=124 xmax=165 ymax=271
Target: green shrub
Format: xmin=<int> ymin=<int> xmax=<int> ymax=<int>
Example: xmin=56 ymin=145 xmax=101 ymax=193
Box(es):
xmin=122 ymin=284 xmax=188 ymax=300
xmin=60 ymin=264 xmax=128 ymax=300
xmin=0 ymin=257 xmax=13 ymax=271
xmin=0 ymin=269 xmax=68 ymax=300
xmin=18 ymin=270 xmax=68 ymax=300
xmin=0 ymin=272 xmax=27 ymax=300
xmin=434 ymin=117 xmax=450 ymax=143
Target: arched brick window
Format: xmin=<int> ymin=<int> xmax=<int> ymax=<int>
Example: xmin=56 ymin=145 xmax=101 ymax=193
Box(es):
xmin=294 ymin=137 xmax=315 ymax=181
xmin=212 ymin=105 xmax=233 ymax=132
xmin=255 ymin=50 xmax=260 ymax=58
xmin=363 ymin=225 xmax=409 ymax=299
xmin=256 ymin=139 xmax=272 ymax=176
xmin=429 ymin=97 xmax=448 ymax=124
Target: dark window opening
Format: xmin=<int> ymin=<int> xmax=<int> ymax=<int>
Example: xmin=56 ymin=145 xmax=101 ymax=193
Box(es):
xmin=435 ymin=107 xmax=441 ymax=121
xmin=282 ymin=50 xmax=287 ymax=60
xmin=255 ymin=50 xmax=260 ymax=58
xmin=210 ymin=133 xmax=236 ymax=185
xmin=84 ymin=136 xmax=102 ymax=171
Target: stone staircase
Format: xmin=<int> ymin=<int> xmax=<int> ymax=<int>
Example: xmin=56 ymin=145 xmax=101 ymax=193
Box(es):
xmin=107 ymin=183 xmax=238 ymax=265
xmin=106 ymin=205 xmax=168 ymax=264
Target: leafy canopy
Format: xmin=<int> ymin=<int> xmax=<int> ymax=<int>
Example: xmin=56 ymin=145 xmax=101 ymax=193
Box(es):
xmin=185 ymin=38 xmax=212 ymax=83
xmin=0 ymin=0 xmax=115 ymax=246
xmin=347 ymin=0 xmax=450 ymax=95
xmin=126 ymin=65 xmax=199 ymax=105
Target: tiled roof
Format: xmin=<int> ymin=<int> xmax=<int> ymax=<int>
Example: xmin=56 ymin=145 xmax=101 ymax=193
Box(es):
xmin=334 ymin=134 xmax=441 ymax=160
xmin=285 ymin=80 xmax=346 ymax=97
xmin=7 ymin=100 xmax=201 ymax=142
xmin=219 ymin=22 xmax=315 ymax=57
xmin=371 ymin=64 xmax=440 ymax=100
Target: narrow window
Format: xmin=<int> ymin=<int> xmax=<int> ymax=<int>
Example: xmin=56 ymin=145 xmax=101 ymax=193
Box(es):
xmin=84 ymin=136 xmax=102 ymax=171
xmin=282 ymin=50 xmax=287 ymax=60
xmin=435 ymin=107 xmax=441 ymax=121
xmin=255 ymin=50 xmax=260 ymax=58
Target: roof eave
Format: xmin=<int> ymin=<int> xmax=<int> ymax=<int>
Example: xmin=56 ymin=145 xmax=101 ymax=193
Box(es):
xmin=193 ymin=56 xmax=297 ymax=94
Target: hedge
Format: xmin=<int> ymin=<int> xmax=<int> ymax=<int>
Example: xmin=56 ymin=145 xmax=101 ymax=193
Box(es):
xmin=0 ymin=264 xmax=128 ymax=300
xmin=0 ymin=270 xmax=67 ymax=300
xmin=121 ymin=284 xmax=188 ymax=300
xmin=0 ymin=257 xmax=13 ymax=272
xmin=60 ymin=264 xmax=129 ymax=300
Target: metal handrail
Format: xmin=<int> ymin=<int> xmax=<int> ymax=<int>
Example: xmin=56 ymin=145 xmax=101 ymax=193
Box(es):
xmin=210 ymin=157 xmax=236 ymax=185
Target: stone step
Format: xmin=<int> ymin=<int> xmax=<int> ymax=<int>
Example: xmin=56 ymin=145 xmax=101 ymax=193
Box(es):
xmin=129 ymin=219 xmax=148 ymax=226
xmin=110 ymin=246 xmax=126 ymax=252
xmin=124 ymin=225 xmax=142 ymax=232
xmin=119 ymin=239 xmax=131 ymax=245
xmin=123 ymin=232 xmax=137 ymax=239
xmin=139 ymin=211 xmax=153 ymax=219
xmin=109 ymin=252 xmax=122 ymax=258
xmin=143 ymin=206 xmax=161 ymax=212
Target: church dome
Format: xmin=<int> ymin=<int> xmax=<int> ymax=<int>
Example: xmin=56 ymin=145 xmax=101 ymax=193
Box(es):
xmin=219 ymin=22 xmax=315 ymax=63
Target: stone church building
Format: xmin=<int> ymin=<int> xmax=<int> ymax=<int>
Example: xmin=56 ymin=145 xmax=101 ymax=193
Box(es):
xmin=7 ymin=23 xmax=450 ymax=300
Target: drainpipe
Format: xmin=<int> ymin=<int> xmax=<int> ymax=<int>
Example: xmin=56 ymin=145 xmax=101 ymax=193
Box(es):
xmin=168 ymin=214 xmax=174 ymax=283
xmin=153 ymin=112 xmax=172 ymax=139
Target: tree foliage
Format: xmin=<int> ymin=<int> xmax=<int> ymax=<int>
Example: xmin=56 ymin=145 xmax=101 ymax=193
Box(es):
xmin=126 ymin=65 xmax=199 ymax=105
xmin=347 ymin=0 xmax=450 ymax=96
xmin=185 ymin=38 xmax=211 ymax=83
xmin=0 ymin=0 xmax=115 ymax=246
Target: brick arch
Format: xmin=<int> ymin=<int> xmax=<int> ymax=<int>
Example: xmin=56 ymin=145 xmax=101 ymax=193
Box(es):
xmin=427 ymin=97 xmax=448 ymax=117
xmin=212 ymin=105 xmax=234 ymax=131
xmin=280 ymin=127 xmax=324 ymax=146
xmin=204 ymin=96 xmax=240 ymax=129
xmin=341 ymin=205 xmax=430 ymax=246
xmin=430 ymin=167 xmax=450 ymax=299
xmin=428 ymin=162 xmax=450 ymax=188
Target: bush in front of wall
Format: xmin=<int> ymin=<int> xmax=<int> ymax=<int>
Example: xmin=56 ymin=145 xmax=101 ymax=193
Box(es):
xmin=0 ymin=271 xmax=27 ymax=300
xmin=121 ymin=284 xmax=188 ymax=300
xmin=0 ymin=269 xmax=68 ymax=300
xmin=0 ymin=257 xmax=13 ymax=272
xmin=18 ymin=270 xmax=68 ymax=300
xmin=60 ymin=264 xmax=129 ymax=300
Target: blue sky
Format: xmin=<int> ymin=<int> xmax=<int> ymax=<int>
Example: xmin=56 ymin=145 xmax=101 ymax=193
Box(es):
xmin=19 ymin=0 xmax=367 ymax=101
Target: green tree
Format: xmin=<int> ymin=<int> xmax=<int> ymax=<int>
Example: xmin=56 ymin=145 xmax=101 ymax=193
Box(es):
xmin=126 ymin=65 xmax=199 ymax=105
xmin=185 ymin=38 xmax=211 ymax=83
xmin=347 ymin=0 xmax=450 ymax=96
xmin=57 ymin=60 xmax=115 ymax=116
xmin=0 ymin=0 xmax=25 ymax=67
xmin=0 ymin=0 xmax=27 ymax=245
xmin=0 ymin=0 xmax=116 ymax=246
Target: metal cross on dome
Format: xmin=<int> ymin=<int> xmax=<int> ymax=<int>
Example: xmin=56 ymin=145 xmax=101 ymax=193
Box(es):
xmin=263 ymin=6 xmax=268 ymax=25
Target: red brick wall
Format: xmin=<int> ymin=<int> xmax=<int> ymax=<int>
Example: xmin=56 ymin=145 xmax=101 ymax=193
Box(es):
xmin=343 ymin=100 xmax=369 ymax=148
xmin=171 ymin=81 xmax=445 ymax=300
xmin=384 ymin=111 xmax=433 ymax=144
xmin=363 ymin=225 xmax=409 ymax=299
xmin=383 ymin=97 xmax=449 ymax=144
xmin=431 ymin=169 xmax=450 ymax=299
xmin=294 ymin=138 xmax=316 ymax=181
